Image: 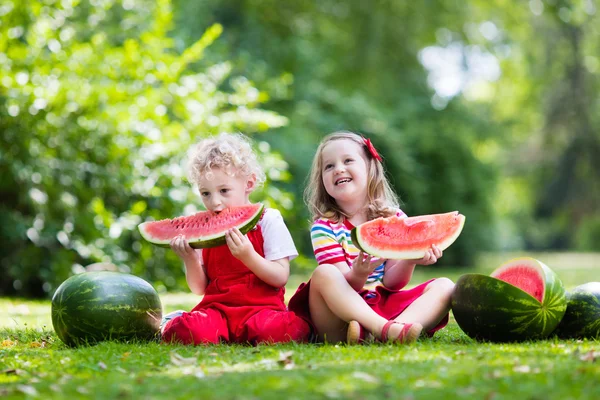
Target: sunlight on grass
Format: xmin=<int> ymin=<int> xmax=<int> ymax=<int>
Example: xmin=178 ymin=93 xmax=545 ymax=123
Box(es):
xmin=1 ymin=252 xmax=599 ymax=399
xmin=1 ymin=299 xmax=51 ymax=330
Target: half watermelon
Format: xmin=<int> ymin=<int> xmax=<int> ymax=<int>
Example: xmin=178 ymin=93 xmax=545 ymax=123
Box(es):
xmin=138 ymin=203 xmax=264 ymax=249
xmin=451 ymin=257 xmax=567 ymax=342
xmin=351 ymin=211 xmax=466 ymax=259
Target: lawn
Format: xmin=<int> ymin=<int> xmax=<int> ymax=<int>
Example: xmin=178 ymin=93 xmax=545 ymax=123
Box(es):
xmin=1 ymin=252 xmax=599 ymax=399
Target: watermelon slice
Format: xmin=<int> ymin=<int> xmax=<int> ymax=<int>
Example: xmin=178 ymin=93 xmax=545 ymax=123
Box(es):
xmin=351 ymin=211 xmax=466 ymax=259
xmin=451 ymin=257 xmax=567 ymax=342
xmin=553 ymin=282 xmax=600 ymax=339
xmin=138 ymin=203 xmax=264 ymax=249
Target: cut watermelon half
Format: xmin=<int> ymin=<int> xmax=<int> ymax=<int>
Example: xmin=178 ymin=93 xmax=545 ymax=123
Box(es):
xmin=138 ymin=203 xmax=264 ymax=249
xmin=490 ymin=257 xmax=549 ymax=302
xmin=451 ymin=257 xmax=567 ymax=342
xmin=351 ymin=211 xmax=466 ymax=259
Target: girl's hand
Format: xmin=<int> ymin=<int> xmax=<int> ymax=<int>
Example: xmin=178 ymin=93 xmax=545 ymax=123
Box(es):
xmin=352 ymin=251 xmax=386 ymax=277
xmin=170 ymin=235 xmax=201 ymax=264
xmin=226 ymin=228 xmax=255 ymax=262
xmin=415 ymin=244 xmax=443 ymax=266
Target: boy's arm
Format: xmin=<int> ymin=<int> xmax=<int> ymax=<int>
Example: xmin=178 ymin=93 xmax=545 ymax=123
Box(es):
xmin=238 ymin=250 xmax=290 ymax=288
xmin=232 ymin=207 xmax=297 ymax=288
xmin=184 ymin=252 xmax=208 ymax=295
xmin=170 ymin=235 xmax=208 ymax=295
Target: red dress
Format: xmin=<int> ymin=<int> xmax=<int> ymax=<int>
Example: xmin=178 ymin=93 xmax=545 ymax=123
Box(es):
xmin=162 ymin=224 xmax=311 ymax=345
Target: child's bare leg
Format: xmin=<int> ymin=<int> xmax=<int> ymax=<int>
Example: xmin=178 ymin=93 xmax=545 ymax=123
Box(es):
xmin=393 ymin=277 xmax=454 ymax=331
xmin=309 ymin=264 xmax=389 ymax=342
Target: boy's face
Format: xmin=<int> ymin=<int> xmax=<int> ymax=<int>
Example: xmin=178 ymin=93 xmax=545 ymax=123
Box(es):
xmin=198 ymin=167 xmax=255 ymax=212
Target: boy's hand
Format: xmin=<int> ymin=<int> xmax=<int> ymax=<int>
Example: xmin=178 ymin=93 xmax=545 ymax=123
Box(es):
xmin=226 ymin=228 xmax=255 ymax=262
xmin=352 ymin=251 xmax=386 ymax=277
xmin=415 ymin=244 xmax=443 ymax=265
xmin=170 ymin=235 xmax=201 ymax=264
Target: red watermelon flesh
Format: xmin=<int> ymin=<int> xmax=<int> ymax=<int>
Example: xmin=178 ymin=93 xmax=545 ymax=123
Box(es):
xmin=351 ymin=211 xmax=465 ymax=259
xmin=491 ymin=262 xmax=545 ymax=303
xmin=138 ymin=203 xmax=264 ymax=249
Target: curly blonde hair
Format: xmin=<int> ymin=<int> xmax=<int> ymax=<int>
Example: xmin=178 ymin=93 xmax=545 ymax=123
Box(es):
xmin=304 ymin=131 xmax=400 ymax=222
xmin=187 ymin=132 xmax=266 ymax=187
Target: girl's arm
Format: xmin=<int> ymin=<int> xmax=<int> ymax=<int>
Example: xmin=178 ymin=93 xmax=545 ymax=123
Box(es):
xmin=170 ymin=236 xmax=208 ymax=295
xmin=226 ymin=228 xmax=289 ymax=288
xmin=311 ymin=221 xmax=381 ymax=291
xmin=330 ymin=255 xmax=385 ymax=291
xmin=383 ymin=245 xmax=443 ymax=290
xmin=382 ymin=259 xmax=417 ymax=290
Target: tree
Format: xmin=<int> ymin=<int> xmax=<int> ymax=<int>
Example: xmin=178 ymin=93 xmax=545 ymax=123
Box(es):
xmin=0 ymin=0 xmax=290 ymax=296
xmin=172 ymin=0 xmax=501 ymax=266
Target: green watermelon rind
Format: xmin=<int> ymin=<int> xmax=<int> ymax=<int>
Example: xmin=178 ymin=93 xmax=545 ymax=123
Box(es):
xmin=138 ymin=203 xmax=264 ymax=249
xmin=451 ymin=258 xmax=567 ymax=343
xmin=51 ymin=272 xmax=163 ymax=347
xmin=553 ymin=282 xmax=600 ymax=339
xmin=351 ymin=212 xmax=465 ymax=259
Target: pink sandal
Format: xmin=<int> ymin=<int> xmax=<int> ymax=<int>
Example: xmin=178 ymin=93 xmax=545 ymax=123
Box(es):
xmin=379 ymin=320 xmax=423 ymax=344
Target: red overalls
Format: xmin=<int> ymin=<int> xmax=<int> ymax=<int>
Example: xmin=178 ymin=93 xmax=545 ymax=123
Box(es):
xmin=161 ymin=224 xmax=311 ymax=345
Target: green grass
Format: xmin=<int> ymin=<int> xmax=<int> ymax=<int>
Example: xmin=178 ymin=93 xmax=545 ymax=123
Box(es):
xmin=2 ymin=252 xmax=600 ymax=399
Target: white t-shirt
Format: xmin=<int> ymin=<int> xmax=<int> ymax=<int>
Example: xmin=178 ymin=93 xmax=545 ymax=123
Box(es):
xmin=258 ymin=208 xmax=298 ymax=261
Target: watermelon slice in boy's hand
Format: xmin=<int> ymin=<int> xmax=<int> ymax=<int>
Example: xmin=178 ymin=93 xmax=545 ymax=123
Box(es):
xmin=138 ymin=203 xmax=264 ymax=249
xmin=350 ymin=211 xmax=465 ymax=259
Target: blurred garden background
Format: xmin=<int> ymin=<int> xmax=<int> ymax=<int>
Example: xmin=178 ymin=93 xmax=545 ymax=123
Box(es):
xmin=1 ymin=0 xmax=599 ymax=298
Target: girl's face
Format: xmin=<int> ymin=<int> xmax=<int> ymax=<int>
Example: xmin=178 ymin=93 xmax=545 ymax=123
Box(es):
xmin=320 ymin=139 xmax=369 ymax=210
xmin=198 ymin=167 xmax=255 ymax=212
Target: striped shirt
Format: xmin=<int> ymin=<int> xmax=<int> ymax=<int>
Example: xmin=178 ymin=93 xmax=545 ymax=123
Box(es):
xmin=310 ymin=210 xmax=406 ymax=288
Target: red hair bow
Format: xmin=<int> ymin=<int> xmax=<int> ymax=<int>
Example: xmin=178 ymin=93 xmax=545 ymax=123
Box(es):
xmin=362 ymin=137 xmax=382 ymax=162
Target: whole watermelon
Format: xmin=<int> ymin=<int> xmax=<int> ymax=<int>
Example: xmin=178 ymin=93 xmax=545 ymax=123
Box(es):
xmin=451 ymin=257 xmax=567 ymax=342
xmin=553 ymin=282 xmax=600 ymax=339
xmin=51 ymin=271 xmax=163 ymax=347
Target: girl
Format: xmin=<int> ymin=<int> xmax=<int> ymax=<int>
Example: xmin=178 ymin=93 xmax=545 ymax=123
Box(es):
xmin=289 ymin=131 xmax=454 ymax=344
xmin=161 ymin=133 xmax=311 ymax=345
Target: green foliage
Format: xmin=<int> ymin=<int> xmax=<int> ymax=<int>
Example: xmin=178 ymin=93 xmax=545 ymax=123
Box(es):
xmin=574 ymin=214 xmax=600 ymax=252
xmin=5 ymin=0 xmax=599 ymax=297
xmin=0 ymin=0 xmax=290 ymax=296
xmin=173 ymin=1 xmax=501 ymax=265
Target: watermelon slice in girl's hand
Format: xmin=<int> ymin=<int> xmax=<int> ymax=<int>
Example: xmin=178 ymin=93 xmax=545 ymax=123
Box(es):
xmin=351 ymin=211 xmax=466 ymax=259
xmin=138 ymin=203 xmax=264 ymax=249
xmin=451 ymin=257 xmax=567 ymax=342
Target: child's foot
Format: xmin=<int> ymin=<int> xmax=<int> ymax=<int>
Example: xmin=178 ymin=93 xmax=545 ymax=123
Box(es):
xmin=379 ymin=321 xmax=423 ymax=344
xmin=347 ymin=320 xmax=375 ymax=344
xmin=346 ymin=320 xmax=362 ymax=344
xmin=160 ymin=310 xmax=186 ymax=334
